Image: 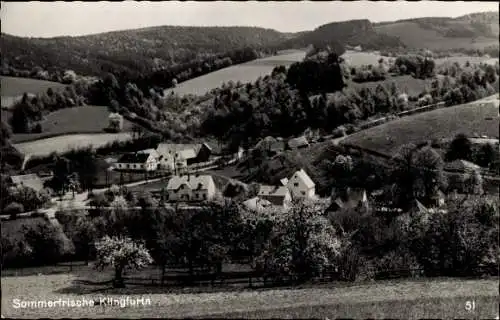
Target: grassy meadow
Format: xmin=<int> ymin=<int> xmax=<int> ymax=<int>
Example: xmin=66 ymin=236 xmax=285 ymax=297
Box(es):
xmin=1 ymin=271 xmax=497 ymax=319
xmin=8 ymin=106 xmax=136 ymax=144
xmin=374 ymin=21 xmax=499 ymax=51
xmin=164 ymin=50 xmax=306 ymax=96
xmin=343 ymin=97 xmax=499 ymax=156
xmin=1 ymin=76 xmax=66 ymax=98
xmin=14 ymin=133 xmax=133 ymax=158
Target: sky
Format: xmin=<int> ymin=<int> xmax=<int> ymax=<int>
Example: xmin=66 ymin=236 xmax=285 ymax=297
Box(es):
xmin=1 ymin=1 xmax=499 ymax=38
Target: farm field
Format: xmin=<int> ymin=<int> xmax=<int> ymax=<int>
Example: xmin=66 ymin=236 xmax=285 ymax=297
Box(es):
xmin=14 ymin=133 xmax=133 ymax=158
xmin=1 ymin=271 xmax=497 ymax=319
xmin=374 ymin=21 xmax=499 ymax=51
xmin=350 ymin=74 xmax=432 ymax=97
xmin=9 ymin=106 xmax=136 ymax=144
xmin=1 ymin=76 xmax=66 ymax=108
xmin=165 ymin=50 xmax=306 ymax=96
xmin=342 ymin=96 xmax=499 ymax=156
xmin=341 ymin=50 xmax=391 ymax=66
xmin=435 ymin=56 xmax=499 ymax=66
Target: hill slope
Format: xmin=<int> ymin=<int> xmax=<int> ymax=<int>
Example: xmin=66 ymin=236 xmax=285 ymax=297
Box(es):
xmin=282 ymin=19 xmax=405 ymax=54
xmin=1 ymin=26 xmax=289 ymax=77
xmin=374 ymin=11 xmax=499 ymax=51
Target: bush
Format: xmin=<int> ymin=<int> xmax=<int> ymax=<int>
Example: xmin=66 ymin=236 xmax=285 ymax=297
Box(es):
xmin=5 ymin=202 xmax=24 ymax=217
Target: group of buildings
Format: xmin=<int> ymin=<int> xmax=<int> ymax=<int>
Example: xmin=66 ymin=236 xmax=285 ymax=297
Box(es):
xmin=112 ymin=142 xmax=216 ymax=173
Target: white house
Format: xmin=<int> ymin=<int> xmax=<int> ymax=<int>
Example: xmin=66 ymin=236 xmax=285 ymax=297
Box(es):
xmin=242 ymin=197 xmax=273 ymax=212
xmin=108 ymin=113 xmax=124 ymax=131
xmin=285 ymin=169 xmax=316 ymax=200
xmin=156 ymin=143 xmax=212 ymax=170
xmin=165 ymin=174 xmax=216 ymax=202
xmin=114 ymin=149 xmax=159 ymax=171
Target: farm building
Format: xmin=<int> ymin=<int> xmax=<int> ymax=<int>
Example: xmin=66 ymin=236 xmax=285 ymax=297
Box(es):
xmin=284 ymin=169 xmax=316 ymax=200
xmin=156 ymin=143 xmax=212 ymax=169
xmin=258 ymin=185 xmax=292 ymax=208
xmin=327 ymin=188 xmax=369 ymax=213
xmin=108 ymin=113 xmax=124 ymax=131
xmin=287 ymin=136 xmax=309 ymax=150
xmin=9 ymin=174 xmax=45 ymax=192
xmin=165 ymin=174 xmax=216 ymax=202
xmin=113 ymin=149 xmax=159 ymax=171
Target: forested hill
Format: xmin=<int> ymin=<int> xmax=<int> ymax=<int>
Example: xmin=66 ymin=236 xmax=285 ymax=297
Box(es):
xmin=282 ymin=19 xmax=405 ymax=53
xmin=0 ymin=26 xmax=290 ymax=78
xmin=373 ymin=11 xmax=499 ymax=51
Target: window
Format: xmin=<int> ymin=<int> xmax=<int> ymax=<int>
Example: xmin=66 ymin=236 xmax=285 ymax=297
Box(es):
xmin=301 ymin=191 xmax=305 ymax=195
xmin=195 ymin=193 xmax=199 ymax=198
xmin=294 ymin=183 xmax=299 ymax=187
xmin=203 ymin=194 xmax=207 ymax=200
xmin=127 ymin=164 xmax=131 ymax=169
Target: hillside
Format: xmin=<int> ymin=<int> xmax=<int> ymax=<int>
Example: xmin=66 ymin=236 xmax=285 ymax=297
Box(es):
xmin=282 ymin=19 xmax=405 ymax=54
xmin=374 ymin=11 xmax=499 ymax=51
xmin=1 ymin=26 xmax=289 ymax=78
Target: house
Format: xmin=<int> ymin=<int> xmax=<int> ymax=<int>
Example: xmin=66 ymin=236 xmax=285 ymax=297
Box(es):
xmin=286 ymin=169 xmax=316 ymax=200
xmin=113 ymin=149 xmax=159 ymax=171
xmin=108 ymin=113 xmax=124 ymax=131
xmin=242 ymin=197 xmax=273 ymax=212
xmin=444 ymin=159 xmax=480 ymax=173
xmin=258 ymin=185 xmax=292 ymax=208
xmin=10 ymin=174 xmax=44 ymax=193
xmin=165 ymin=174 xmax=216 ymax=202
xmin=156 ymin=143 xmax=212 ymax=169
xmin=327 ymin=188 xmax=369 ymax=213
xmin=429 ymin=190 xmax=446 ymax=208
xmin=287 ymin=136 xmax=309 ymax=150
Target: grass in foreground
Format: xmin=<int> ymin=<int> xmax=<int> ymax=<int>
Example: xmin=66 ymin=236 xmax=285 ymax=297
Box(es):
xmin=1 ymin=271 xmax=498 ymax=319
xmin=343 ymin=99 xmax=499 ymax=156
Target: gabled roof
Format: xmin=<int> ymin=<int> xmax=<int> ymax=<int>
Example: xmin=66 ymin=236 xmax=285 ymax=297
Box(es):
xmin=117 ymin=152 xmax=151 ymax=164
xmin=10 ymin=174 xmax=44 ymax=192
xmin=156 ymin=143 xmax=202 ymax=159
xmin=258 ymin=185 xmax=290 ymax=198
xmin=291 ymin=169 xmax=315 ymax=189
xmin=176 ymin=149 xmax=197 ymax=160
xmin=166 ymin=175 xmax=214 ymax=191
xmin=445 ymin=159 xmax=480 ymax=172
xmin=287 ymin=136 xmax=309 ymax=148
xmin=137 ymin=148 xmax=160 ymax=158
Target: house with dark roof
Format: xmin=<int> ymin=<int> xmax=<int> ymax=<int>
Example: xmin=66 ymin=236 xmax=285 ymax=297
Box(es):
xmin=258 ymin=185 xmax=292 ymax=208
xmin=444 ymin=159 xmax=480 ymax=173
xmin=113 ymin=149 xmax=159 ymax=171
xmin=9 ymin=174 xmax=44 ymax=193
xmin=165 ymin=174 xmax=216 ymax=202
xmin=327 ymin=188 xmax=369 ymax=213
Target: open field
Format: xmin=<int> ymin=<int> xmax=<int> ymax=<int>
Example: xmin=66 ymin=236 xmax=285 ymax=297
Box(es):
xmin=435 ymin=56 xmax=499 ymax=66
xmin=350 ymin=74 xmax=432 ymax=97
xmin=375 ymin=21 xmax=499 ymax=51
xmin=1 ymin=271 xmax=497 ymax=319
xmin=14 ymin=133 xmax=133 ymax=158
xmin=1 ymin=76 xmax=66 ymax=98
xmin=165 ymin=50 xmax=306 ymax=96
xmin=9 ymin=106 xmax=136 ymax=144
xmin=343 ymin=97 xmax=499 ymax=156
xmin=341 ymin=50 xmax=391 ymax=66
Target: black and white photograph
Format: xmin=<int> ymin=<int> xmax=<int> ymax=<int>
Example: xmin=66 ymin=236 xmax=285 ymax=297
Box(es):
xmin=1 ymin=1 xmax=499 ymax=318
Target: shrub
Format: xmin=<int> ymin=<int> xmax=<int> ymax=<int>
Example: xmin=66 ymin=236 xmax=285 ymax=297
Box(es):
xmin=5 ymin=202 xmax=24 ymax=218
